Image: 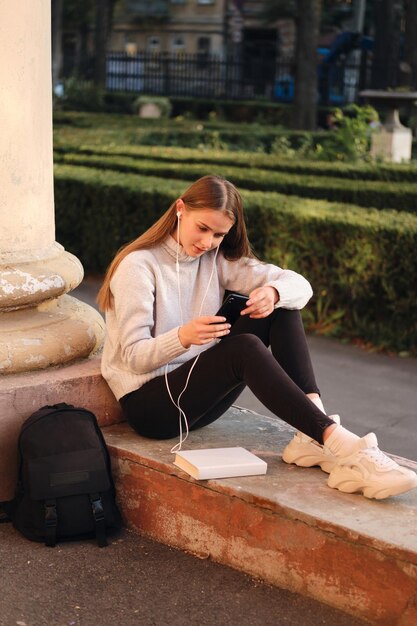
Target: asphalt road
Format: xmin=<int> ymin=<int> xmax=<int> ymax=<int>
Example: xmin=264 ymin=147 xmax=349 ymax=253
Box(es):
xmin=0 ymin=524 xmax=367 ymax=626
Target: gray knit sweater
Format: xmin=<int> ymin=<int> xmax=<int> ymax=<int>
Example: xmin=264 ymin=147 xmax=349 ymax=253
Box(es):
xmin=101 ymin=236 xmax=313 ymax=400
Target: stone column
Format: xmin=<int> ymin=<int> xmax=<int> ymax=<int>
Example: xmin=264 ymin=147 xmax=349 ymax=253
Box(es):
xmin=0 ymin=0 xmax=104 ymax=374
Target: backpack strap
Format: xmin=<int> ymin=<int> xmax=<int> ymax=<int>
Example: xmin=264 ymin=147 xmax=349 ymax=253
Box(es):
xmin=44 ymin=499 xmax=58 ymax=547
xmin=89 ymin=493 xmax=108 ymax=548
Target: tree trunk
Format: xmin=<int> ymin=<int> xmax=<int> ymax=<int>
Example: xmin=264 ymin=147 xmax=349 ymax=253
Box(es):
xmin=51 ymin=0 xmax=64 ymax=86
xmin=77 ymin=22 xmax=91 ymax=79
xmin=293 ymin=0 xmax=322 ymax=130
xmin=371 ymin=0 xmax=403 ymax=89
xmin=93 ymin=0 xmax=115 ymax=88
xmin=404 ymin=0 xmax=417 ymax=89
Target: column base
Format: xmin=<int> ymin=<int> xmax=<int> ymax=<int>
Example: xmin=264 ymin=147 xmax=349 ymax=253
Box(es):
xmin=371 ymin=127 xmax=412 ymax=163
xmin=0 ymin=242 xmax=83 ymax=311
xmin=0 ymin=294 xmax=104 ymax=374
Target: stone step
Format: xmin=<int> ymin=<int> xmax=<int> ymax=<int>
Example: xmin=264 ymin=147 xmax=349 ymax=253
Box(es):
xmin=103 ymin=408 xmax=417 ymax=626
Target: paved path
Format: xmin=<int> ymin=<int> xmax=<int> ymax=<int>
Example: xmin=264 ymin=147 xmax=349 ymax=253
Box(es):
xmin=0 ymin=524 xmax=366 ymax=626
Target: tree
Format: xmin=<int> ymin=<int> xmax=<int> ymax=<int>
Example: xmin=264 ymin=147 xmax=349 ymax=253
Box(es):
xmin=403 ymin=0 xmax=417 ymax=89
xmin=51 ymin=0 xmax=64 ymax=86
xmin=371 ymin=0 xmax=403 ymax=89
xmin=93 ymin=0 xmax=117 ymax=88
xmin=262 ymin=0 xmax=323 ymax=130
xmin=293 ymin=0 xmax=322 ymax=129
xmin=61 ymin=0 xmax=95 ymax=79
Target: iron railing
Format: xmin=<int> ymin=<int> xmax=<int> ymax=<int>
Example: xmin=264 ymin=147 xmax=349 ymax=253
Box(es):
xmin=105 ymin=51 xmax=372 ymax=104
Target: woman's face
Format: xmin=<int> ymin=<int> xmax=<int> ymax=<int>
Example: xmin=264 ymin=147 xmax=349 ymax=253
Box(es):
xmin=176 ymin=209 xmax=234 ymax=257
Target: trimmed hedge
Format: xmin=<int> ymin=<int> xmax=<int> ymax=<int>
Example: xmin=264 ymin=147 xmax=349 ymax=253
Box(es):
xmin=54 ymin=163 xmax=417 ymax=353
xmin=53 ymin=111 xmax=328 ymax=153
xmin=55 ymin=142 xmax=417 ymax=183
xmin=54 ymin=151 xmax=417 ymax=213
xmin=56 ymin=89 xmax=295 ymax=124
xmin=169 ymin=96 xmax=294 ymax=125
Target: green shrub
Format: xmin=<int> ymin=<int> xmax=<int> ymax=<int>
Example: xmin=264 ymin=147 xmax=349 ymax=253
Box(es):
xmin=55 ymin=120 xmax=417 ymax=182
xmin=313 ymin=104 xmax=379 ymax=162
xmin=103 ymin=92 xmax=137 ymax=114
xmin=54 ymin=163 xmax=417 ymax=353
xmin=154 ymin=96 xmax=294 ymax=125
xmin=60 ymin=78 xmax=105 ymax=112
xmin=54 ymin=150 xmax=417 ymax=213
xmin=53 ymin=110 xmax=328 ymax=153
xmin=255 ymin=194 xmax=417 ymax=353
xmin=54 ymin=140 xmax=417 ymax=183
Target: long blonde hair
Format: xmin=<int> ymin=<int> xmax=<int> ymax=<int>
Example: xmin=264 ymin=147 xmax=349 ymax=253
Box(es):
xmin=97 ymin=175 xmax=254 ymax=311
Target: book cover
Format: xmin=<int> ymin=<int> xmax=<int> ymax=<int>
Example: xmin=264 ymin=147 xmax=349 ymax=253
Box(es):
xmin=173 ymin=446 xmax=267 ymax=480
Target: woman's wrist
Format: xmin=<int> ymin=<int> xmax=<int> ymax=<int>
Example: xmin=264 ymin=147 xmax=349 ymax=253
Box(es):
xmin=178 ymin=326 xmax=191 ymax=349
xmin=266 ymin=286 xmax=279 ymax=304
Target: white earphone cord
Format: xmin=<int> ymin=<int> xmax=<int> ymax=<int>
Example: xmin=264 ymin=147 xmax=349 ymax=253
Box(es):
xmin=165 ymin=212 xmax=220 ymax=453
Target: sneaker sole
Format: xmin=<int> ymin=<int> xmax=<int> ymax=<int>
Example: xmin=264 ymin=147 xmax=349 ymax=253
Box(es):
xmin=327 ymin=470 xmax=417 ymax=500
xmin=282 ymin=444 xmax=336 ymax=474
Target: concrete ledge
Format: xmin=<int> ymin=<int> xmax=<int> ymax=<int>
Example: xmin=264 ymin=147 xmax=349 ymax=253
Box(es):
xmin=104 ymin=408 xmax=417 ymax=625
xmin=0 ymin=354 xmax=122 ymax=500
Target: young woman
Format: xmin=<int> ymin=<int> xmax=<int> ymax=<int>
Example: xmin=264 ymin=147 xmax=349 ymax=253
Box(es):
xmin=98 ymin=175 xmax=417 ymax=500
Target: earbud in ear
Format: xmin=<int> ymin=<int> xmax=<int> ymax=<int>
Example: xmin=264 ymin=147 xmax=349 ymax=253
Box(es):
xmin=176 ymin=211 xmax=182 ymax=219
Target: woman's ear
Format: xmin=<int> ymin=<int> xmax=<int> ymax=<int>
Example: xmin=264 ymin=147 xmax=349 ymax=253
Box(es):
xmin=176 ymin=198 xmax=185 ymax=213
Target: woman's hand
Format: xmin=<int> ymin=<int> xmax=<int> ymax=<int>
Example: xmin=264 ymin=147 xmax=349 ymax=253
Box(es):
xmin=178 ymin=316 xmax=231 ymax=348
xmin=241 ymin=286 xmax=279 ymax=319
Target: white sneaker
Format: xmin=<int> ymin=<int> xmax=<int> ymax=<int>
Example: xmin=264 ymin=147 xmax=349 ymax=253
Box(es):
xmin=282 ymin=414 xmax=341 ymax=474
xmin=327 ymin=433 xmax=417 ymax=499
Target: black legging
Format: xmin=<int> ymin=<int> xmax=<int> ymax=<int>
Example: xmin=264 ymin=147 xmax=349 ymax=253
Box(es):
xmin=120 ymin=309 xmax=335 ymax=444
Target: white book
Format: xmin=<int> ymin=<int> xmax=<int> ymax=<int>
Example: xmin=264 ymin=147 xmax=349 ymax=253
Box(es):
xmin=173 ymin=446 xmax=267 ymax=480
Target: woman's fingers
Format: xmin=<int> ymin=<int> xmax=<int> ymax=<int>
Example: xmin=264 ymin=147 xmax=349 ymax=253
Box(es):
xmin=242 ymin=300 xmax=272 ymax=318
xmin=183 ymin=319 xmax=231 ymax=345
xmin=201 ymin=322 xmax=230 ymax=339
xmin=242 ymin=286 xmax=277 ymax=319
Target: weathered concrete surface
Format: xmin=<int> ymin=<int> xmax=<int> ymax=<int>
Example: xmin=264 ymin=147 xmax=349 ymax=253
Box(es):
xmin=0 ymin=524 xmax=368 ymax=626
xmin=104 ymin=410 xmax=417 ymax=625
xmin=0 ymin=355 xmax=122 ymax=501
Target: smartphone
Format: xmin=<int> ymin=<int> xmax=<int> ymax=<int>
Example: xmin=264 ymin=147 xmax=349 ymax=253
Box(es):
xmin=215 ymin=293 xmax=249 ymax=326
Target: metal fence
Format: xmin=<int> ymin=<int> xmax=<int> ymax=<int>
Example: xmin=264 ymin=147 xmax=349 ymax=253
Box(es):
xmin=105 ymin=51 xmax=371 ymax=104
xmin=106 ymin=51 xmax=291 ymax=101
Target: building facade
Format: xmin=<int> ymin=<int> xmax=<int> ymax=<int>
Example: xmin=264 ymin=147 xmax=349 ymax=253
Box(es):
xmin=109 ymin=1 xmax=294 ymax=59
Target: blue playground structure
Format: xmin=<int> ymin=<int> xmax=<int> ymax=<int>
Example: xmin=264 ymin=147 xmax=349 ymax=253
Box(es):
xmin=275 ymin=31 xmax=373 ymax=105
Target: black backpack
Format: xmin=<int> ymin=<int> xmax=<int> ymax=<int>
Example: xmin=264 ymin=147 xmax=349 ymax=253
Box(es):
xmin=2 ymin=403 xmax=122 ymax=547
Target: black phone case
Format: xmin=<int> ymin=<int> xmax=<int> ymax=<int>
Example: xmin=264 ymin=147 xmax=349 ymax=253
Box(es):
xmin=216 ymin=294 xmax=248 ymax=325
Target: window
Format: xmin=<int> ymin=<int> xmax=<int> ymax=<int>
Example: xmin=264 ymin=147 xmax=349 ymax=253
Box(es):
xmin=172 ymin=36 xmax=185 ymax=52
xmin=147 ymin=37 xmax=161 ymax=52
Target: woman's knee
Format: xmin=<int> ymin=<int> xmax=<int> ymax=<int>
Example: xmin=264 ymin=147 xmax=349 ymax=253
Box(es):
xmin=223 ymin=332 xmax=268 ymax=356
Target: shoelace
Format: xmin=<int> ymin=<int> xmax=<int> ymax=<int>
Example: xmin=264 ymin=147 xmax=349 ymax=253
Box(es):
xmin=361 ymin=446 xmax=398 ymax=470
